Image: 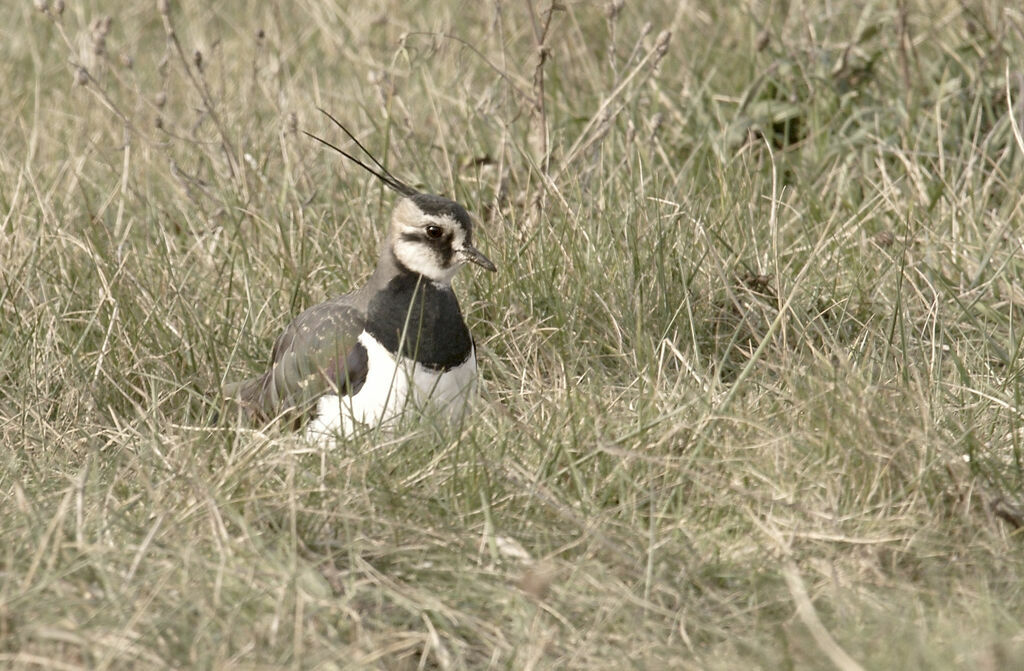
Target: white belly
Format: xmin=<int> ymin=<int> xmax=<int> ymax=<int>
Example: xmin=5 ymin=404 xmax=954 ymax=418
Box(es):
xmin=305 ymin=331 xmax=477 ymax=443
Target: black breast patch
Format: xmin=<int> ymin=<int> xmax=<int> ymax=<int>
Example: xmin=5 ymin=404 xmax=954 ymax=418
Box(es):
xmin=365 ymin=274 xmax=473 ymax=370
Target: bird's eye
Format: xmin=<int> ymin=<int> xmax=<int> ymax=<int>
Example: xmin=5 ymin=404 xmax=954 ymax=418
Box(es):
xmin=425 ymin=225 xmax=443 ymax=239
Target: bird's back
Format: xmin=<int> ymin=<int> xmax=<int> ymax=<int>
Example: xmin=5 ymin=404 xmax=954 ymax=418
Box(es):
xmin=227 ymin=290 xmax=369 ymax=424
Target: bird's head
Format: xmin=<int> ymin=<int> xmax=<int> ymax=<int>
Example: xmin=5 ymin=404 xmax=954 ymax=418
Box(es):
xmin=389 ymin=194 xmax=496 ymax=284
xmin=304 ymin=108 xmax=496 ymax=285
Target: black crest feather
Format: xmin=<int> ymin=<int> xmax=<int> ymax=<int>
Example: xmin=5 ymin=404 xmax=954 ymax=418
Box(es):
xmin=302 ymin=108 xmax=419 ymax=197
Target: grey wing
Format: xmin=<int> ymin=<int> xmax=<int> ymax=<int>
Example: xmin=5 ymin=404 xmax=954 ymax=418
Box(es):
xmin=227 ymin=298 xmax=368 ymax=424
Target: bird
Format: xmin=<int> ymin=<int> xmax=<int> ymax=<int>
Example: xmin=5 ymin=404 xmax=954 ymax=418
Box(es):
xmin=225 ymin=110 xmax=496 ymax=442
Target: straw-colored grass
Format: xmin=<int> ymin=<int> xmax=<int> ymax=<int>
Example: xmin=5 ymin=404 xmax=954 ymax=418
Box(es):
xmin=3 ymin=1 xmax=1024 ymax=668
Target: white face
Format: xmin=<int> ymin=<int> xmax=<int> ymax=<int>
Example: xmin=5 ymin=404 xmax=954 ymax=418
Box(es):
xmin=390 ymin=198 xmax=469 ymax=284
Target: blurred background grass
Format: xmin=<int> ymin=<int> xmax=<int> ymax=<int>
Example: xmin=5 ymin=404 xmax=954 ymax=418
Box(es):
xmin=3 ymin=0 xmax=1024 ymax=668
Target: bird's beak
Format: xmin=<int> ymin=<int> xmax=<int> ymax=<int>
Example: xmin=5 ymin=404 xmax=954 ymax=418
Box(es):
xmin=459 ymin=244 xmax=497 ymax=272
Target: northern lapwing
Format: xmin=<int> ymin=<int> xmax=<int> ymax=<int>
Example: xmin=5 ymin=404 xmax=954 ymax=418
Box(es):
xmin=226 ymin=110 xmax=496 ymax=442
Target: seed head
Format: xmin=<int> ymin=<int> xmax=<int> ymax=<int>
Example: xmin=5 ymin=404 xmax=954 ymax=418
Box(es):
xmin=91 ymin=16 xmax=112 ymax=55
xmin=654 ymin=30 xmax=671 ymax=58
xmin=649 ymin=112 xmax=663 ymax=135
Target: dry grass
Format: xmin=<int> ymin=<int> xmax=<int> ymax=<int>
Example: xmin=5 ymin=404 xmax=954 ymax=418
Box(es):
xmin=3 ymin=0 xmax=1024 ymax=668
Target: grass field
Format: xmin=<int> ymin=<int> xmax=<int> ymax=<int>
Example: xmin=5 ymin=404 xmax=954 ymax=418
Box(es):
xmin=3 ymin=0 xmax=1024 ymax=668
